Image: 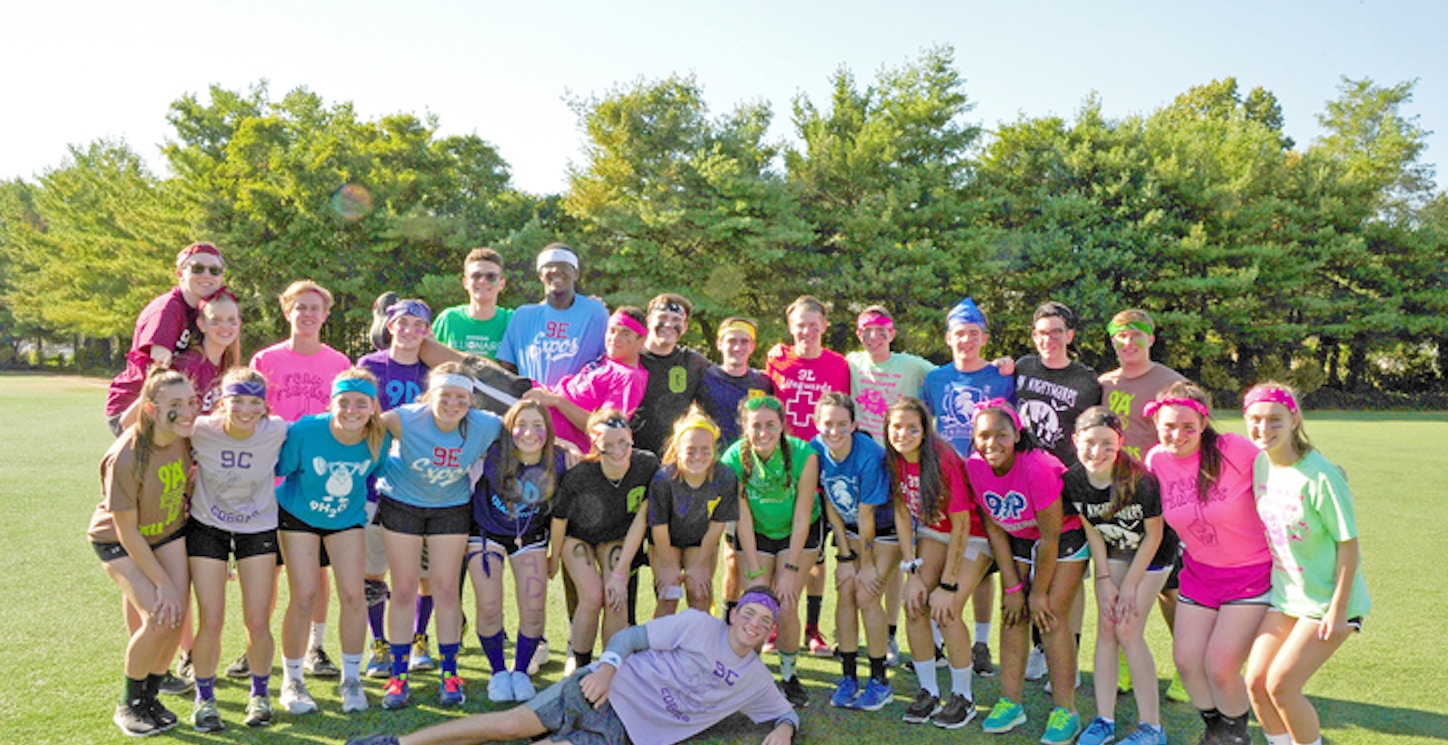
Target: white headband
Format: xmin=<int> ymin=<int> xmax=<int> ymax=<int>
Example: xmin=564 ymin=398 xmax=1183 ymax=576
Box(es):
xmin=431 ymin=374 xmax=474 ymax=392
xmin=536 ymin=247 xmax=579 ymax=271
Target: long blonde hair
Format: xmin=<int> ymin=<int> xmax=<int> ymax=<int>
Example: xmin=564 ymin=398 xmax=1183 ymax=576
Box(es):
xmin=661 ymin=405 xmax=719 ymax=482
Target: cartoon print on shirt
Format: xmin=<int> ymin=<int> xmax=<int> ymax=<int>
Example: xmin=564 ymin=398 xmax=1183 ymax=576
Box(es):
xmin=855 ymin=388 xmax=889 ymax=423
xmin=822 ymin=475 xmax=858 ymax=521
xmin=1018 ymin=399 xmax=1063 ymax=453
xmin=310 ymin=456 xmax=372 ymax=519
xmin=1162 ymin=475 xmax=1220 ymax=547
xmin=937 ymin=381 xmax=989 ymax=444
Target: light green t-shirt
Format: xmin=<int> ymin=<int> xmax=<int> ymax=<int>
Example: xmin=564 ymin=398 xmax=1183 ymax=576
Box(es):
xmin=432 ymin=305 xmax=514 ymax=360
xmin=721 ymin=436 xmax=817 ymax=540
xmin=846 ymin=350 xmax=935 ymax=438
xmin=1253 ymin=449 xmax=1371 ymax=620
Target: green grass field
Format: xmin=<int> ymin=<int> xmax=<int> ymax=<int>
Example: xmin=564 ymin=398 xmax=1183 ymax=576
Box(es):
xmin=2 ymin=372 xmax=1445 ymax=744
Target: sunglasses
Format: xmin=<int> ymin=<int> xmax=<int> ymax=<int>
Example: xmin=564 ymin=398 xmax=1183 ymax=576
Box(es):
xmin=187 ymin=263 xmax=225 ymax=276
xmin=743 ymin=396 xmax=783 ymax=412
xmin=468 ymin=271 xmax=502 ymax=283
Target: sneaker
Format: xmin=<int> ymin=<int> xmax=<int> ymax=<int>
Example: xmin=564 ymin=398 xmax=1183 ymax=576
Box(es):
xmin=488 ymin=672 xmax=515 ymax=703
xmin=982 ymin=698 xmax=1027 ymax=734
xmin=806 ymin=628 xmax=832 ymax=657
xmin=1118 ymin=653 xmax=1133 ymax=693
xmin=158 ymin=671 xmax=193 ymax=696
xmin=853 ymin=678 xmax=893 ymax=711
xmin=902 ymin=689 xmax=939 ymax=723
xmin=530 ymin=639 xmax=551 ymax=676
xmin=244 ymin=695 xmax=273 ymax=727
xmin=1119 ymin=722 xmax=1167 ymax=745
xmin=1080 ymin=716 xmax=1116 ymax=745
xmin=176 ymin=652 xmax=195 ymax=686
xmin=409 ymin=634 xmax=435 ymax=672
xmin=192 ymin=698 xmax=224 ymax=732
xmin=366 ymin=638 xmax=391 ymax=678
xmin=779 ymin=676 xmax=809 ymax=708
xmin=885 ymin=636 xmax=900 ymax=667
xmin=114 ymin=700 xmax=160 ymax=737
xmin=381 ymin=676 xmax=410 ymax=710
xmin=341 ymin=678 xmax=369 ymax=713
xmin=763 ymin=629 xmax=778 ymax=654
xmin=510 ymin=671 xmax=536 ymax=702
xmin=1041 ymin=707 xmax=1083 ymax=745
xmin=972 ymin=641 xmax=996 ymax=677
xmin=225 ymin=653 xmax=250 ymax=678
xmin=933 ymin=693 xmax=978 ymax=729
xmin=306 ymin=647 xmax=341 ymax=678
xmin=1166 ymin=671 xmax=1190 ymax=703
xmin=439 ymin=674 xmax=466 ymax=706
xmin=1025 ymin=645 xmax=1048 ymax=681
xmin=829 ymin=677 xmax=860 ymax=708
xmin=280 ymin=678 xmax=318 ymax=715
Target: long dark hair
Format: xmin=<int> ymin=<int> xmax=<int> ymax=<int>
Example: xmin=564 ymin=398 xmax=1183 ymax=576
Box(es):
xmin=884 ymin=397 xmax=948 ymax=525
xmin=495 ymin=399 xmax=558 ymax=507
xmin=1075 ymin=405 xmax=1150 ymax=517
xmin=735 ymin=396 xmax=793 ymax=497
xmin=1155 ymin=381 xmax=1219 ymax=503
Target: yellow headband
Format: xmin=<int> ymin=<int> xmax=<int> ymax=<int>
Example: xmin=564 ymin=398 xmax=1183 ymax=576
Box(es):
xmin=676 ymin=415 xmax=721 ymax=440
xmin=717 ymin=319 xmax=756 ymax=342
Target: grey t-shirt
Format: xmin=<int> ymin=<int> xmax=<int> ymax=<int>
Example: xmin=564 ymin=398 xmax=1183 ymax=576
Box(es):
xmin=189 ymin=414 xmax=288 ymax=532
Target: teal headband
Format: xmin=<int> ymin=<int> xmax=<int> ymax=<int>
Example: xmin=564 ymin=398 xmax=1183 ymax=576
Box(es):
xmin=332 ymin=378 xmax=378 ymax=399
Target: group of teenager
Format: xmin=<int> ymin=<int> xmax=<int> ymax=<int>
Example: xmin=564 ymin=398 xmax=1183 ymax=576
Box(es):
xmin=90 ymin=239 xmax=1368 ymax=745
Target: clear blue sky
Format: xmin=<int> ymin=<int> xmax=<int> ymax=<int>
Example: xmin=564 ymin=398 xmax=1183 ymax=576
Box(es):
xmin=3 ymin=0 xmax=1442 ymax=196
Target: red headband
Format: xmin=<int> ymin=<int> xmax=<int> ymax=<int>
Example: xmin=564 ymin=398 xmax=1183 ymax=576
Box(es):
xmin=1242 ymin=387 xmax=1299 ymax=414
xmin=1144 ymin=397 xmax=1210 ymax=420
xmin=176 ymin=242 xmax=223 ymax=268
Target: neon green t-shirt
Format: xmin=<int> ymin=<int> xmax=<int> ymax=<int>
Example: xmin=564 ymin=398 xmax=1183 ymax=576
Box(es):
xmin=721 ymin=436 xmax=817 ymax=540
xmin=432 ymin=305 xmax=514 ymax=360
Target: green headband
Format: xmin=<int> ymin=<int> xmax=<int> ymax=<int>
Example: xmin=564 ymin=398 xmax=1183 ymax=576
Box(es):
xmin=1107 ymin=320 xmax=1153 ymax=337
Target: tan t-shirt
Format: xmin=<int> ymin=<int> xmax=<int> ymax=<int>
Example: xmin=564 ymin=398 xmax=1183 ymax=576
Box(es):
xmin=1098 ymin=363 xmax=1186 ymax=461
xmin=87 ymin=431 xmax=191 ymax=545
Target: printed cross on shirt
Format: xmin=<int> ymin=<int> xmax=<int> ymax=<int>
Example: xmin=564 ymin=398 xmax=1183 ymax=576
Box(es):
xmin=787 ymin=387 xmax=818 ymax=428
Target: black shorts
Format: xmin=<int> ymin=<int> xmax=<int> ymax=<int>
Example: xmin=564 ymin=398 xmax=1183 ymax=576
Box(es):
xmin=1007 ymin=526 xmax=1089 ymax=565
xmin=525 ymin=668 xmax=631 ymax=745
xmin=378 ymin=497 xmax=472 ymax=537
xmin=740 ymin=518 xmax=825 ymax=556
xmin=476 ymin=521 xmax=551 ymax=556
xmin=186 ymin=518 xmax=278 ymax=562
xmin=91 ymin=525 xmax=188 ymax=564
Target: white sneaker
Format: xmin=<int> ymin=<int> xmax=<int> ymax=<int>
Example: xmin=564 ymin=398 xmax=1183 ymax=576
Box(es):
xmin=1043 ymin=669 xmax=1082 ymax=693
xmin=886 ymin=637 xmax=901 ymax=667
xmin=488 ymin=672 xmax=515 ymax=703
xmin=279 ymin=678 xmax=317 ymax=715
xmin=527 ymin=639 xmax=549 ymax=676
xmin=1025 ymin=646 xmax=1048 ymax=681
xmin=511 ymin=671 xmax=536 ymax=702
xmin=563 ymin=650 xmax=579 ymax=677
xmin=339 ymin=678 xmax=368 ymax=713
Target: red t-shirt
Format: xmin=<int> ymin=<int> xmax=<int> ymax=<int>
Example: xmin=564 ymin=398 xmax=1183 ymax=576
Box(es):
xmin=898 ymin=444 xmax=978 ymax=536
xmin=765 ymin=344 xmax=851 ymax=440
xmin=105 ymin=288 xmax=198 ymax=416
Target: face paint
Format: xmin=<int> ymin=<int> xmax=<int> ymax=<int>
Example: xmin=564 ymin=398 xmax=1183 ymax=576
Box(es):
xmin=167 ymin=410 xmax=178 ymax=423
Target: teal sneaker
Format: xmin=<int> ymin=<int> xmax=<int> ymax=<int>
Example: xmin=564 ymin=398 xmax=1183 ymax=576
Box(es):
xmin=982 ymin=698 xmax=1027 ymax=734
xmin=1040 ymin=707 xmax=1082 ymax=745
xmin=1079 ymin=715 xmax=1115 ymax=745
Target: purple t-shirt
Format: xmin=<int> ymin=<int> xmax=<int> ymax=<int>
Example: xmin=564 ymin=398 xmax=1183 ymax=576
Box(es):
xmin=106 ymin=288 xmax=198 ymax=416
xmin=356 ymin=351 xmax=428 ymax=412
xmin=607 ymin=609 xmax=794 ymax=745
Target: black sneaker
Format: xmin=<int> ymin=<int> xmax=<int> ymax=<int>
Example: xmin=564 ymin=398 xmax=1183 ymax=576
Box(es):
xmin=305 ymin=646 xmax=341 ymax=678
xmin=779 ymin=676 xmax=809 ymax=708
xmin=146 ymin=696 xmax=178 ymax=731
xmin=902 ymin=689 xmax=940 ymax=723
xmin=157 ymin=671 xmax=192 ymax=696
xmin=224 ymin=653 xmax=250 ymax=678
xmin=972 ymin=641 xmax=995 ymax=677
xmin=114 ymin=700 xmax=159 ymax=737
xmin=932 ymin=693 xmax=977 ymax=729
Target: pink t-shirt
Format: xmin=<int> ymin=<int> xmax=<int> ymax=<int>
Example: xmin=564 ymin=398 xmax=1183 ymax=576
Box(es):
xmin=549 ymin=357 xmax=648 ymax=451
xmin=965 ymin=449 xmax=1078 ymax=541
xmin=105 ymin=288 xmax=198 ymax=416
xmin=1145 ymin=432 xmax=1269 ymax=568
xmin=765 ymin=344 xmax=851 ymax=440
xmin=249 ymin=341 xmax=352 ymax=423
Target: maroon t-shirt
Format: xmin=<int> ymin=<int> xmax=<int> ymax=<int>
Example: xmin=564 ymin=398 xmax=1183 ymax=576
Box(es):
xmin=105 ymin=288 xmax=198 ymax=416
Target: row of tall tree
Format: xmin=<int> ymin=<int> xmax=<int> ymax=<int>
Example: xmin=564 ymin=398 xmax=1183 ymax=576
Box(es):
xmin=2 ymin=47 xmax=1444 ymax=402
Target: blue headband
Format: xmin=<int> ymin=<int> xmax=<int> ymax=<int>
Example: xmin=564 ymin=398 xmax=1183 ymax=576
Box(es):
xmin=332 ymin=378 xmax=378 ymax=399
xmin=386 ymin=299 xmax=432 ymax=326
xmin=222 ymin=381 xmax=266 ymax=399
xmin=947 ymin=297 xmax=987 ymax=330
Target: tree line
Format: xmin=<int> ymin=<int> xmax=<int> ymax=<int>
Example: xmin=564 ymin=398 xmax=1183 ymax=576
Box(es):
xmin=2 ymin=47 xmax=1444 ymax=406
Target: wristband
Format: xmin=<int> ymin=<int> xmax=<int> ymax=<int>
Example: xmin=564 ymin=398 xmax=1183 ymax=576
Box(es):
xmin=782 ymin=562 xmax=800 ymax=572
xmin=938 ymin=582 xmax=959 ymax=593
xmin=836 ymin=551 xmax=858 ymax=563
xmin=598 ymin=651 xmax=624 ymax=670
xmin=744 ymin=567 xmax=765 ymax=580
xmin=899 ymin=558 xmax=923 ymax=574
xmin=1003 ymin=582 xmax=1024 ymax=595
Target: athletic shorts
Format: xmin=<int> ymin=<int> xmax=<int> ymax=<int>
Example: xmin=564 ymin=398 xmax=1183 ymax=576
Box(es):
xmin=472 ymin=521 xmax=550 ymax=557
xmin=844 ymin=520 xmax=899 ymax=546
xmin=186 ymin=518 xmax=278 ymax=562
xmin=1177 ymin=553 xmax=1272 ymax=610
xmin=916 ymin=524 xmax=951 ymax=546
xmin=378 ymin=497 xmax=471 ymax=537
xmin=525 ymin=666 xmax=632 ymax=745
xmin=90 ymin=526 xmax=188 ymax=563
xmin=1008 ymin=527 xmax=1089 ymax=565
xmin=742 ymin=518 xmax=824 ymax=556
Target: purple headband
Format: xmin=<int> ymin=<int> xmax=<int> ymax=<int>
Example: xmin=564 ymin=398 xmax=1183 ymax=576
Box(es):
xmin=737 ymin=590 xmax=780 ymax=621
xmin=1143 ymin=397 xmax=1210 ymax=420
xmin=1242 ymin=386 xmax=1299 ymax=414
xmin=222 ymin=380 xmax=266 ymax=399
xmin=609 ymin=310 xmax=648 ymax=337
xmin=386 ymin=299 xmax=432 ymax=326
xmin=972 ymin=397 xmax=1022 ymax=430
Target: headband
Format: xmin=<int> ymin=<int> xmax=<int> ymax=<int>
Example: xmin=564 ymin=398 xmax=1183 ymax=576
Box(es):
xmin=197 ymin=287 xmax=236 ymax=313
xmin=609 ymin=310 xmax=648 ymax=337
xmin=176 ymin=242 xmax=223 ymax=268
xmin=743 ymin=396 xmax=783 ymax=412
xmin=717 ymin=319 xmax=757 ymax=342
xmin=676 ymin=414 xmax=721 ymax=440
xmin=654 ymin=300 xmax=687 ymax=316
xmin=947 ymin=297 xmax=987 ymax=330
xmin=1143 ymin=397 xmax=1210 ymax=420
xmin=1242 ymin=386 xmax=1299 ymax=415
xmin=972 ymin=397 xmax=1021 ymax=430
xmin=431 ymin=373 xmax=475 ymax=392
xmin=594 ymin=414 xmax=632 ymax=431
xmin=222 ymin=381 xmax=267 ymax=399
xmin=737 ymin=590 xmax=780 ymax=621
xmin=386 ymin=299 xmax=432 ymax=326
xmin=856 ymin=310 xmax=895 ymax=335
xmin=535 ymin=246 xmax=579 ymax=271
xmin=1107 ymin=320 xmax=1154 ymax=337
xmin=332 ymin=378 xmax=378 ymax=399
xmin=1075 ymin=410 xmax=1123 ymax=434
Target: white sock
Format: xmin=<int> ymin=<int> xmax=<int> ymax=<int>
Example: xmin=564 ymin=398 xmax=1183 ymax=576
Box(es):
xmin=913 ymin=659 xmax=939 ymax=696
xmin=283 ymin=657 xmax=305 ymax=683
xmin=309 ymin=622 xmax=327 ymax=650
xmin=949 ymin=665 xmax=973 ymax=700
xmin=974 ymin=622 xmax=991 ymax=642
xmin=342 ymin=653 xmax=363 ymax=682
xmin=1292 ymin=738 xmax=1321 ymax=745
xmin=1263 ymin=734 xmax=1290 ymax=745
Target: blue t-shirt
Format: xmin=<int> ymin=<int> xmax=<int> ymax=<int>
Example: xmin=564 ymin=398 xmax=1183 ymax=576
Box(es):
xmin=472 ymin=446 xmax=570 ymax=539
xmin=699 ymin=366 xmax=774 ymax=448
xmin=379 ymin=403 xmax=503 ymax=508
xmin=276 ymin=414 xmax=391 ymax=530
xmin=921 ymin=364 xmax=1015 ymax=456
xmin=495 ymin=296 xmax=609 ymax=388
xmin=356 ymin=350 xmax=428 ymax=411
xmin=810 ymin=432 xmax=891 ymax=532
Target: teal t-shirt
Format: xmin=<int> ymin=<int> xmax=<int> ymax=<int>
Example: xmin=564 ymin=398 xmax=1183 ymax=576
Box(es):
xmin=432 ymin=305 xmax=514 ymax=360
xmin=721 ymin=436 xmax=817 ymax=540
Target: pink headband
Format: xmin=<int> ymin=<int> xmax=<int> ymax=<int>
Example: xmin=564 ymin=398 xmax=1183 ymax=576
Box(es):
xmin=1242 ymin=386 xmax=1299 ymax=414
xmin=856 ymin=311 xmax=895 ymax=335
xmin=972 ymin=397 xmax=1022 ymax=431
xmin=1144 ymin=397 xmax=1210 ymax=420
xmin=609 ymin=311 xmax=647 ymax=337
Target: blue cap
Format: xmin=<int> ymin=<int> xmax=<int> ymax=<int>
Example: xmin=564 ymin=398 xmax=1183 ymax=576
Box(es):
xmin=947 ymin=297 xmax=987 ymax=330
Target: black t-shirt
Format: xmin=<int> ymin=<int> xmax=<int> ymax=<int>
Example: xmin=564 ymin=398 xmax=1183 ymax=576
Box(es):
xmin=1062 ymin=463 xmax=1177 ymax=566
xmin=1014 ymin=355 xmax=1103 ymax=466
xmin=647 ymin=464 xmax=741 ymax=548
xmin=699 ymin=366 xmax=774 ymax=447
xmin=553 ymin=450 xmax=661 ymax=545
xmin=632 ymin=347 xmax=712 ymax=455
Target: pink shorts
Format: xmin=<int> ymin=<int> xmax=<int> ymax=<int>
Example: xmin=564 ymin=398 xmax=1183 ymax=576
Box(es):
xmin=1178 ymin=552 xmax=1271 ymax=610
